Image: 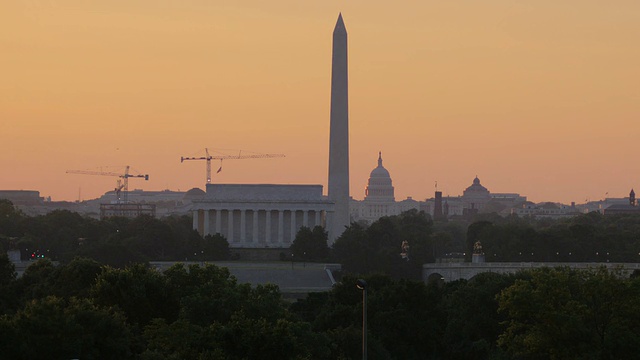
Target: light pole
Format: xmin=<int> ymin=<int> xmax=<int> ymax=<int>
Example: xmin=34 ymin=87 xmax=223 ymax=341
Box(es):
xmin=356 ymin=279 xmax=367 ymax=360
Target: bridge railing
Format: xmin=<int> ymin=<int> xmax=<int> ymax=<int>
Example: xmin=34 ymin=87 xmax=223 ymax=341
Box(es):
xmin=424 ymin=262 xmax=640 ymax=269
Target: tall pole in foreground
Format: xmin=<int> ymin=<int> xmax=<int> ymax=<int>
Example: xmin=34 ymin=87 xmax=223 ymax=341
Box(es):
xmin=328 ymin=13 xmax=350 ymax=243
xmin=356 ymin=279 xmax=368 ymax=360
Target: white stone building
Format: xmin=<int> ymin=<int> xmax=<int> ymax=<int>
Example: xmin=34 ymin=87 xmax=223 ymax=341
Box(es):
xmin=192 ymin=184 xmax=333 ymax=248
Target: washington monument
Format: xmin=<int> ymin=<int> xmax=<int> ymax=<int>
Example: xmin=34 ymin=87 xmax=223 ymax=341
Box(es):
xmin=328 ymin=13 xmax=350 ymax=242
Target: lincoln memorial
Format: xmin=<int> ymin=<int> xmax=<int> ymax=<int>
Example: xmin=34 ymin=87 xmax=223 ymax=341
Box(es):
xmin=191 ymin=184 xmax=334 ymax=248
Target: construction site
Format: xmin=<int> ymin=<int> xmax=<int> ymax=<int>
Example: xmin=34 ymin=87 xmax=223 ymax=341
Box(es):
xmin=61 ymin=148 xmax=284 ymax=219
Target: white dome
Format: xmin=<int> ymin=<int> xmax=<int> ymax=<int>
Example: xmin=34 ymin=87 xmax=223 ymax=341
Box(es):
xmin=365 ymin=152 xmax=395 ymax=200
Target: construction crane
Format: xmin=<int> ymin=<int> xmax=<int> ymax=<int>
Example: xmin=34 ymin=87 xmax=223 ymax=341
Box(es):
xmin=181 ymin=148 xmax=285 ymax=184
xmin=66 ymin=165 xmax=149 ymax=203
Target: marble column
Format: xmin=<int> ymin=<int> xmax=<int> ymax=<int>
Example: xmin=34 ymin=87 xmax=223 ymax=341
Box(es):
xmin=227 ymin=210 xmax=234 ymax=243
xmin=192 ymin=210 xmax=199 ymax=231
xmin=290 ymin=210 xmax=297 ymax=241
xmin=278 ymin=210 xmax=284 ymax=246
xmin=314 ymin=210 xmax=321 ymax=228
xmin=240 ymin=210 xmax=246 ymax=244
xmin=265 ymin=210 xmax=271 ymax=244
xmin=303 ymin=210 xmax=309 ymax=227
xmin=215 ymin=210 xmax=221 ymax=234
xmin=203 ymin=210 xmax=210 ymax=236
xmin=253 ymin=210 xmax=259 ymax=244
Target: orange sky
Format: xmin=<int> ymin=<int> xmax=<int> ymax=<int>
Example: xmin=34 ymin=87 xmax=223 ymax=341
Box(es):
xmin=1 ymin=1 xmax=639 ymax=204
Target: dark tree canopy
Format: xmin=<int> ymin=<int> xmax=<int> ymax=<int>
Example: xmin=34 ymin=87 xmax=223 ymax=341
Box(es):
xmin=290 ymin=226 xmax=329 ymax=261
xmin=0 ymin=296 xmax=132 ymax=360
xmin=4 ymin=206 xmax=640 ymax=358
xmin=498 ymin=267 xmax=640 ymax=359
xmin=332 ymin=210 xmax=434 ymax=278
xmin=469 ymin=212 xmax=640 ymax=263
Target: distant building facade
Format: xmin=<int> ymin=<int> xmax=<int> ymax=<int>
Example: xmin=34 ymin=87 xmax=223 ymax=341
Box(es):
xmin=100 ymin=203 xmax=157 ymax=219
xmin=421 ymin=177 xmax=527 ymax=219
xmin=603 ymin=189 xmax=640 ymax=215
xmin=510 ymin=201 xmax=579 ymax=219
xmin=0 ymin=190 xmax=43 ymax=205
xmin=350 ymin=157 xmax=532 ymax=224
xmin=191 ymin=184 xmax=333 ymax=248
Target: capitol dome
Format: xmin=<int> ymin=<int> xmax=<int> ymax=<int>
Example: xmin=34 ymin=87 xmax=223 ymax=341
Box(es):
xmin=365 ymin=152 xmax=395 ymax=200
xmin=369 ymin=158 xmax=390 ymax=178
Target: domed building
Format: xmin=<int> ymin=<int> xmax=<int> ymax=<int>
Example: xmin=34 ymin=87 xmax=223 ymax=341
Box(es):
xmin=365 ymin=152 xmax=395 ymax=201
xmin=350 ymin=152 xmax=419 ymax=224
xmin=421 ymin=176 xmax=527 ymax=218
xmin=184 ymin=187 xmax=206 ymax=200
xmin=462 ymin=176 xmax=492 ymax=211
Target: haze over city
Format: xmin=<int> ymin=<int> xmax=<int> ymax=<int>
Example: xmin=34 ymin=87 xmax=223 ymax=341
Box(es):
xmin=2 ymin=1 xmax=639 ymax=204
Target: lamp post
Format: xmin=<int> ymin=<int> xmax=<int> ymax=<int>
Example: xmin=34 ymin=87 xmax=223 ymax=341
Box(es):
xmin=356 ymin=279 xmax=367 ymax=360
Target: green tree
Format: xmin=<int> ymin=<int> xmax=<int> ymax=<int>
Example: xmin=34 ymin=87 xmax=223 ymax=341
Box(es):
xmin=15 ymin=259 xmax=57 ymax=303
xmin=164 ymin=263 xmax=247 ymax=326
xmin=332 ymin=222 xmax=374 ymax=274
xmin=211 ymin=315 xmax=328 ymax=360
xmin=497 ymin=267 xmax=640 ymax=359
xmin=0 ymin=296 xmax=133 ymax=360
xmin=0 ymin=199 xmax=25 ymax=238
xmin=290 ymin=226 xmax=330 ymax=261
xmin=13 ymin=258 xmax=101 ymax=309
xmin=202 ymin=233 xmax=230 ymax=261
xmin=51 ymin=257 xmax=103 ymax=299
xmin=291 ymin=274 xmax=447 ymax=359
xmin=0 ymin=253 xmax=17 ymax=314
xmin=0 ymin=253 xmax=16 ymax=288
xmin=15 ymin=210 xmax=90 ymax=261
xmin=124 ymin=215 xmax=176 ymax=260
xmin=333 ymin=211 xmax=434 ymax=278
xmin=91 ymin=264 xmax=179 ymax=326
xmin=443 ymin=272 xmax=516 ymax=359
xmin=142 ymin=318 xmax=222 ymax=360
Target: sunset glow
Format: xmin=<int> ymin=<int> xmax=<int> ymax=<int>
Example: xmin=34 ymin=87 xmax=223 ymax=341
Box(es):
xmin=2 ymin=1 xmax=639 ymax=203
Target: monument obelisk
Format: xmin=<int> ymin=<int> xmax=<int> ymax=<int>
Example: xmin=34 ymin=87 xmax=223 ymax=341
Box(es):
xmin=328 ymin=13 xmax=350 ymax=242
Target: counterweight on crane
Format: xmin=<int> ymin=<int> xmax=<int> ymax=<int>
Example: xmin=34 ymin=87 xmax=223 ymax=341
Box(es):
xmin=66 ymin=166 xmax=149 ymax=203
xmin=180 ymin=148 xmax=285 ymax=184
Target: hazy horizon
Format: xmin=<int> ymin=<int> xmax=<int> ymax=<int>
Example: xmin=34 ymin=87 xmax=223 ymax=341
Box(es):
xmin=2 ymin=1 xmax=639 ymax=204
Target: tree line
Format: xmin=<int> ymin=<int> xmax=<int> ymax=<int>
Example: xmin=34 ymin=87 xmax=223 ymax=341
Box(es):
xmin=0 ymin=199 xmax=229 ymax=267
xmin=4 ymin=199 xmax=640 ymax=357
xmin=1 ymin=256 xmax=640 ymax=359
xmin=331 ymin=210 xmax=640 ymax=278
xmin=5 ymin=197 xmax=640 ymax=276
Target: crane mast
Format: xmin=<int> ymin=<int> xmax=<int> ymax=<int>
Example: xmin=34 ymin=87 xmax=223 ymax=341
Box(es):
xmin=181 ymin=148 xmax=285 ymax=184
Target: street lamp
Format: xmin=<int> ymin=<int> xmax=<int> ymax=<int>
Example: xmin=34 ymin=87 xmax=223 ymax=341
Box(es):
xmin=356 ymin=279 xmax=367 ymax=360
